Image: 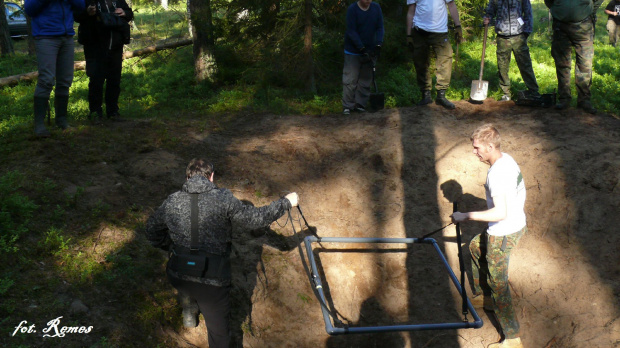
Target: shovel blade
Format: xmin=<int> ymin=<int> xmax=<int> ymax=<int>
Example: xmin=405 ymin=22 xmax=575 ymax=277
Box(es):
xmin=369 ymin=93 xmax=385 ymax=111
xmin=470 ymin=80 xmax=489 ymax=102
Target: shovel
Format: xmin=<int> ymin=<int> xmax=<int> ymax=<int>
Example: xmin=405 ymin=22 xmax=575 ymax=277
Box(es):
xmin=368 ymin=56 xmax=384 ymax=111
xmin=470 ymin=24 xmax=489 ymax=103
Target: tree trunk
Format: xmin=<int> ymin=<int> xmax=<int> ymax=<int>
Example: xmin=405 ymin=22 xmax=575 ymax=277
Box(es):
xmin=303 ymin=0 xmax=316 ymax=93
xmin=0 ymin=1 xmax=15 ymax=56
xmin=189 ymin=0 xmax=216 ymax=82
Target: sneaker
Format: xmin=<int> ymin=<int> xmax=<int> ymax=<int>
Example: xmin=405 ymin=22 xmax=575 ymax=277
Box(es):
xmin=343 ymin=108 xmax=351 ymax=115
xmin=577 ymin=101 xmax=597 ymax=114
xmin=353 ymin=105 xmax=366 ymax=113
xmin=500 ymin=95 xmax=511 ymax=101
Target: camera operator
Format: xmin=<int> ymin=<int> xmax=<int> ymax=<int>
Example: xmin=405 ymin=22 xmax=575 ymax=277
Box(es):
xmin=75 ymin=0 xmax=133 ymax=122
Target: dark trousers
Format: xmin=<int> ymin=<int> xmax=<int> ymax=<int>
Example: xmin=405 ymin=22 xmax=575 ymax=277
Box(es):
xmin=168 ymin=274 xmax=231 ymax=348
xmin=34 ymin=36 xmax=75 ymax=99
xmin=342 ymin=54 xmax=373 ymax=109
xmin=84 ymin=44 xmax=123 ymax=116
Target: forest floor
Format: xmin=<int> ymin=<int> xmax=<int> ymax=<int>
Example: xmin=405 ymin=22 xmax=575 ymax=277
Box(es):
xmin=6 ymin=99 xmax=620 ymax=348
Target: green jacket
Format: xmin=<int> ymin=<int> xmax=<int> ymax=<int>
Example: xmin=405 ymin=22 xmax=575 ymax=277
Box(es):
xmin=544 ymin=0 xmax=604 ymax=23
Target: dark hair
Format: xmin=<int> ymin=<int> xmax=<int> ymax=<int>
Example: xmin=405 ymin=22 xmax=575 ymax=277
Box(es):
xmin=186 ymin=158 xmax=214 ymax=179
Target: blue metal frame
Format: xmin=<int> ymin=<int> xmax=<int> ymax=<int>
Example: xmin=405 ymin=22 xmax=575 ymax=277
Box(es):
xmin=303 ymin=236 xmax=484 ymax=335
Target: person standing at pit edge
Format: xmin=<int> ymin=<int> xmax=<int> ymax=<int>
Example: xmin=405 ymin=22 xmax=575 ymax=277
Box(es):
xmin=342 ymin=0 xmax=384 ymax=115
xmin=483 ymin=0 xmax=540 ymax=102
xmin=604 ymin=0 xmax=620 ymax=47
xmin=451 ymin=124 xmax=527 ymax=348
xmin=146 ymin=158 xmax=298 ymax=348
xmin=75 ymin=0 xmax=133 ymax=123
xmin=545 ymin=0 xmax=604 ymax=114
xmin=406 ymin=0 xmax=463 ymax=109
xmin=25 ymin=0 xmax=85 ymax=137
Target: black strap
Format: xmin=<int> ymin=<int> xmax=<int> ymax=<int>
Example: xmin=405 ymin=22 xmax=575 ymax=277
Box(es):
xmin=190 ymin=193 xmax=199 ymax=252
xmin=454 ymin=202 xmax=469 ymax=321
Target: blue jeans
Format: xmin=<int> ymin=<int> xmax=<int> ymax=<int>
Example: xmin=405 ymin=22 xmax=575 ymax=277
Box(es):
xmin=34 ymin=36 xmax=75 ymax=99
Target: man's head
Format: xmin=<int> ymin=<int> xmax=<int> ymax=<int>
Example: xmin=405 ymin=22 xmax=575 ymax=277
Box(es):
xmin=358 ymin=0 xmax=372 ymax=10
xmin=470 ymin=124 xmax=501 ymax=165
xmin=186 ymin=158 xmax=214 ymax=181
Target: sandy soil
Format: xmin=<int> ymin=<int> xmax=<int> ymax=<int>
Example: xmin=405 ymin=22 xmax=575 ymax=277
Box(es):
xmin=96 ymin=100 xmax=619 ymax=347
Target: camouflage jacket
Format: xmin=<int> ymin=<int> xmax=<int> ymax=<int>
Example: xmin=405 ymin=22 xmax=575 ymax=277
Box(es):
xmin=146 ymin=175 xmax=292 ymax=286
xmin=485 ymin=0 xmax=534 ymax=36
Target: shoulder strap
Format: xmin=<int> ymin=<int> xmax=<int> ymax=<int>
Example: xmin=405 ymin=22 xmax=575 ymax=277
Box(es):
xmin=190 ymin=193 xmax=199 ymax=252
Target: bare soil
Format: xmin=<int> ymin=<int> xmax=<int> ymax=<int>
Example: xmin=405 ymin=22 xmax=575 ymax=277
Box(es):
xmin=63 ymin=101 xmax=620 ymax=347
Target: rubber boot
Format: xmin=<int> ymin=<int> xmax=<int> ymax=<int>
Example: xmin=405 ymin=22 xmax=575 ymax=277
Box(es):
xmin=34 ymin=96 xmax=51 ymax=137
xmin=179 ymin=293 xmax=199 ymax=328
xmin=54 ymin=95 xmax=70 ymax=130
xmin=417 ymin=90 xmax=432 ymax=106
xmin=435 ymin=90 xmax=455 ymax=110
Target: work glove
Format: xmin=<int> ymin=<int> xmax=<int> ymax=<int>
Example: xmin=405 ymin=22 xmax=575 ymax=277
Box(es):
xmin=359 ymin=46 xmax=371 ymax=63
xmin=407 ymin=35 xmax=414 ymax=51
xmin=454 ymin=25 xmax=463 ymax=44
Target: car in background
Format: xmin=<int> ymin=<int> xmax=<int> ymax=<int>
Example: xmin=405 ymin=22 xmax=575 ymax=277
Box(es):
xmin=5 ymin=2 xmax=28 ymax=38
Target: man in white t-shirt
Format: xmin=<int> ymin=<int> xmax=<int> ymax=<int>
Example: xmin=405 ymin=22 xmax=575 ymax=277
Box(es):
xmin=406 ymin=0 xmax=462 ymax=109
xmin=451 ymin=124 xmax=526 ymax=348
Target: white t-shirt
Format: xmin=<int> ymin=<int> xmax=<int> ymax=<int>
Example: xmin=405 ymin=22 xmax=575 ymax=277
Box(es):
xmin=406 ymin=0 xmax=453 ymax=33
xmin=485 ymin=153 xmax=527 ymax=236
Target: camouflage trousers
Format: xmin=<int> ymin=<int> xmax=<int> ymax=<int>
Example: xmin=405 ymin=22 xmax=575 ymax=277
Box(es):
xmin=607 ymin=19 xmax=620 ymax=47
xmin=411 ymin=28 xmax=453 ymax=91
xmin=551 ymin=18 xmax=594 ymax=104
xmin=496 ymin=34 xmax=539 ymax=96
xmin=469 ymin=227 xmax=526 ymax=339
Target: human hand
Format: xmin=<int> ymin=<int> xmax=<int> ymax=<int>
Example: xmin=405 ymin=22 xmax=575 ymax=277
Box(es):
xmin=285 ymin=192 xmax=298 ymax=207
xmin=407 ymin=35 xmax=414 ymax=51
xmin=114 ymin=8 xmax=125 ymax=17
xmin=450 ymin=212 xmax=468 ymax=223
xmin=454 ymin=26 xmax=463 ymax=44
xmin=87 ymin=4 xmax=96 ymax=16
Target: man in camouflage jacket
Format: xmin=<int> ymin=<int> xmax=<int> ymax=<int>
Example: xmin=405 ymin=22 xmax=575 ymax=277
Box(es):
xmin=545 ymin=0 xmax=605 ymax=113
xmin=484 ymin=0 xmax=540 ymax=101
xmin=147 ymin=158 xmax=298 ymax=348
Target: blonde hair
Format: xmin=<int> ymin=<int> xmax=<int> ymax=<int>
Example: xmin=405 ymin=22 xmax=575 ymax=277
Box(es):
xmin=470 ymin=124 xmax=501 ymax=149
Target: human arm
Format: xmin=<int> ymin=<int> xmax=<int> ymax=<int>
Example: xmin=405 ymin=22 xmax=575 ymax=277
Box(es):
xmin=483 ymin=0 xmax=496 ymax=25
xmin=145 ymin=204 xmax=173 ymax=251
xmin=345 ymin=6 xmax=365 ymax=52
xmin=447 ymin=1 xmax=463 ymax=43
xmin=522 ymin=0 xmax=534 ymax=33
xmin=115 ymin=0 xmax=134 ymax=21
xmin=229 ymin=192 xmax=295 ymax=231
xmin=451 ymin=194 xmax=508 ymax=223
xmin=375 ymin=4 xmax=385 ymax=47
xmin=406 ymin=4 xmax=416 ymax=36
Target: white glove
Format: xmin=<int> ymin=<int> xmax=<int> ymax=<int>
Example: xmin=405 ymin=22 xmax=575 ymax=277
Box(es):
xmin=285 ymin=192 xmax=298 ymax=207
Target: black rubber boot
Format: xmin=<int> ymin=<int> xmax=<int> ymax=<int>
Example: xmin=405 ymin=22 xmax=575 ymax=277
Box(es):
xmin=417 ymin=90 xmax=432 ymax=106
xmin=34 ymin=96 xmax=51 ymax=137
xmin=436 ymin=90 xmax=456 ymax=110
xmin=54 ymin=95 xmax=70 ymax=130
xmin=180 ymin=293 xmax=199 ymax=328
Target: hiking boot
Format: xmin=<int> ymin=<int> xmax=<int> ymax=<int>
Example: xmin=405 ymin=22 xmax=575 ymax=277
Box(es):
xmin=577 ymin=100 xmax=597 ymax=114
xmin=500 ymin=94 xmax=511 ymax=101
xmin=343 ymin=108 xmax=351 ymax=115
xmin=435 ymin=90 xmax=456 ymax=109
xmin=180 ymin=293 xmax=199 ymax=328
xmin=417 ymin=90 xmax=432 ymax=106
xmin=54 ymin=95 xmax=71 ymax=130
xmin=488 ymin=337 xmax=523 ymax=348
xmin=555 ymin=100 xmax=570 ymax=110
xmin=470 ymin=295 xmax=494 ymax=311
xmin=107 ymin=111 xmax=121 ymax=120
xmin=33 ymin=96 xmax=51 ymax=137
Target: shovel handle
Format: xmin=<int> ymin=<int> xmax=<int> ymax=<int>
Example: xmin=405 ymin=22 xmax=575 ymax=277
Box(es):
xmin=479 ymin=24 xmax=489 ymax=82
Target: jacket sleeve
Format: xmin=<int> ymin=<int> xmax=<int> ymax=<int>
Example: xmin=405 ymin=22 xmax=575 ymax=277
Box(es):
xmin=146 ymin=202 xmax=173 ymax=251
xmin=118 ymin=0 xmax=134 ymax=21
xmin=69 ymin=0 xmax=85 ymax=13
xmin=484 ymin=0 xmax=496 ymax=19
xmin=375 ymin=5 xmax=384 ymax=45
xmin=24 ymin=0 xmax=53 ymax=17
xmin=523 ymin=0 xmax=534 ymax=33
xmin=345 ymin=7 xmax=364 ymax=50
xmin=227 ymin=193 xmax=292 ymax=231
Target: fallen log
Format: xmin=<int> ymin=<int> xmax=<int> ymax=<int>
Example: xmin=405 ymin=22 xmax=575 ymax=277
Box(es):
xmin=0 ymin=39 xmax=193 ymax=88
